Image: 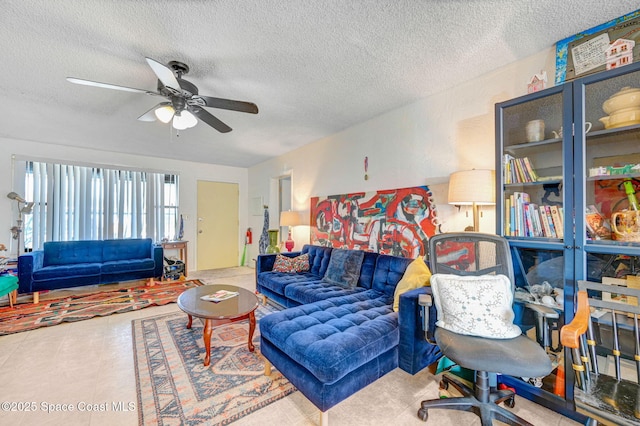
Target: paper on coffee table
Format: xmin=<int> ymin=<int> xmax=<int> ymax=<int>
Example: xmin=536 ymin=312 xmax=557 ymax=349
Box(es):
xmin=200 ymin=289 xmax=239 ymax=302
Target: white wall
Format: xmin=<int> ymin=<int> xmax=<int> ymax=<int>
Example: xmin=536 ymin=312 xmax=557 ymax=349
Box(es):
xmin=247 ymin=47 xmax=558 ymax=261
xmin=1 ymin=46 xmax=558 ymax=268
xmin=0 ymin=137 xmax=248 ymax=270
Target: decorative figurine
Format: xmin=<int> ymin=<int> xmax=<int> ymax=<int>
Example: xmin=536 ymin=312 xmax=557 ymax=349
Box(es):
xmin=606 ymin=38 xmax=635 ymax=71
xmin=527 ymin=71 xmax=547 ymax=93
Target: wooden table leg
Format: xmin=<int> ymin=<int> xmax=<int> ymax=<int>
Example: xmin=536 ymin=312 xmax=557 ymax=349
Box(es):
xmin=186 ymin=314 xmax=193 ymax=329
xmin=203 ymin=319 xmax=213 ymax=366
xmin=248 ymin=310 xmax=256 ymax=352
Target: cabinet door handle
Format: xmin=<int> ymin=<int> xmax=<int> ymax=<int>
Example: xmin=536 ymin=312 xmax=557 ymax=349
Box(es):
xmin=564 ymin=245 xmax=574 ymax=249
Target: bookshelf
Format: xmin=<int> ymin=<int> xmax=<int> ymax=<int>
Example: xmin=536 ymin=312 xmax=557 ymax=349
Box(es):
xmin=495 ymin=61 xmax=640 ymax=419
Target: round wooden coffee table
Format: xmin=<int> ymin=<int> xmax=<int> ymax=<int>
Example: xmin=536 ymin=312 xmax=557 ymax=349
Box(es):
xmin=177 ymin=284 xmax=259 ymax=366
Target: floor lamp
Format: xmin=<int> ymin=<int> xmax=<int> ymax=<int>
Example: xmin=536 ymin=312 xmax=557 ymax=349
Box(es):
xmin=280 ymin=211 xmax=301 ymax=252
xmin=7 ymin=192 xmax=34 ymax=258
xmin=448 ymin=169 xmax=495 ymax=232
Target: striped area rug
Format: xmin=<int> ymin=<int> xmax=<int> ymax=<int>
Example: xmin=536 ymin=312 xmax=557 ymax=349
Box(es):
xmin=133 ymin=305 xmax=295 ymax=425
xmin=0 ymin=279 xmax=202 ymax=335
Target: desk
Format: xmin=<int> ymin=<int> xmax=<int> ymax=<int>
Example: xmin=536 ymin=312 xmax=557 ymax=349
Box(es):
xmin=162 ymin=241 xmax=188 ymax=275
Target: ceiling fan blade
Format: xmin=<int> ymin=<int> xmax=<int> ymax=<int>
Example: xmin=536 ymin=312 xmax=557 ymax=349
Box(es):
xmin=196 ymin=96 xmax=259 ymax=114
xmin=145 ymin=57 xmax=181 ymax=92
xmin=66 ymin=77 xmax=160 ymax=96
xmin=189 ymin=106 xmax=232 ymax=133
xmin=137 ymin=102 xmax=172 ymax=122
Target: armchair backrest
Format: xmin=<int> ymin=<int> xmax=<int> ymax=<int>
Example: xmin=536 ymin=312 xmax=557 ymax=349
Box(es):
xmin=428 ymin=232 xmax=515 ymax=288
xmin=562 ymin=280 xmax=640 ymax=387
xmin=560 ymin=280 xmax=640 ymax=424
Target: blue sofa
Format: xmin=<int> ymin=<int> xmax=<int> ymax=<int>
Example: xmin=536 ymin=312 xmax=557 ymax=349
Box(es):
xmin=257 ymin=245 xmax=441 ymax=415
xmin=17 ymin=238 xmax=164 ymax=300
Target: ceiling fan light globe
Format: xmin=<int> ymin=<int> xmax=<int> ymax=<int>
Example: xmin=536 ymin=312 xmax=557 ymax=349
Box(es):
xmin=155 ymin=105 xmax=175 ymax=123
xmin=172 ymin=118 xmax=188 ymax=130
xmin=173 ymin=110 xmax=197 ymax=130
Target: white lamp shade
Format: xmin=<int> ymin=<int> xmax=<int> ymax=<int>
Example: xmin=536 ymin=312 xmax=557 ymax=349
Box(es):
xmin=448 ymin=169 xmax=495 ymax=205
xmin=173 ymin=110 xmax=198 ymax=130
xmin=154 ymin=105 xmax=175 ymax=123
xmin=280 ymin=210 xmax=301 ymax=227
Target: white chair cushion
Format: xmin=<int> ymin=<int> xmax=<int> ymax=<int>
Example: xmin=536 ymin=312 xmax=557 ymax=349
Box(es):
xmin=430 ymin=273 xmax=521 ymax=339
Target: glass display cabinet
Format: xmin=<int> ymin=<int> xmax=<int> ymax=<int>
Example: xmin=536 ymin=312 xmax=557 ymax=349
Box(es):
xmin=495 ymin=61 xmax=640 ymax=419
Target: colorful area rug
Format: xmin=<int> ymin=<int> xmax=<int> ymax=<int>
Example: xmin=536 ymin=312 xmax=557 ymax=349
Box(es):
xmin=133 ymin=305 xmax=296 ymax=425
xmin=0 ymin=279 xmax=202 ymax=335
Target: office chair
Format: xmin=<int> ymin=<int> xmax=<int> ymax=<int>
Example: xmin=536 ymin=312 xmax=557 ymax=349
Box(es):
xmin=417 ymin=232 xmax=553 ymax=425
xmin=561 ymin=280 xmax=640 ymax=426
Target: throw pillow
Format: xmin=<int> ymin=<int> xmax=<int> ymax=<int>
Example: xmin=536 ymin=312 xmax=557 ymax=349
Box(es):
xmin=292 ymin=253 xmax=310 ymax=272
xmin=272 ymin=253 xmax=310 ymax=273
xmin=430 ymin=273 xmax=521 ymax=339
xmin=322 ymin=249 xmax=364 ymax=288
xmin=272 ymin=254 xmax=295 ymax=272
xmin=393 ymin=256 xmax=431 ymax=312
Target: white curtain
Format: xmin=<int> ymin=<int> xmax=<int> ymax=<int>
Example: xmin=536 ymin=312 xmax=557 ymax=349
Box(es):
xmin=29 ymin=162 xmax=171 ymax=249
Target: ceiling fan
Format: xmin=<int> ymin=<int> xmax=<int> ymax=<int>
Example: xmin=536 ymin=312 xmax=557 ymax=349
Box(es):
xmin=67 ymin=58 xmax=258 ymax=133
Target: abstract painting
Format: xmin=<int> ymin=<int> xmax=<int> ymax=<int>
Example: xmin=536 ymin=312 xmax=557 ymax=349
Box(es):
xmin=310 ymin=186 xmax=439 ymax=257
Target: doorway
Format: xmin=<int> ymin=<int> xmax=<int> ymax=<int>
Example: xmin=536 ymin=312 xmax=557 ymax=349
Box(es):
xmin=196 ymin=180 xmax=239 ymax=270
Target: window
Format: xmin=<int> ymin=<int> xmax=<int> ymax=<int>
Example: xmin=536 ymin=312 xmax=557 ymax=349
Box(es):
xmin=23 ymin=161 xmax=179 ymax=251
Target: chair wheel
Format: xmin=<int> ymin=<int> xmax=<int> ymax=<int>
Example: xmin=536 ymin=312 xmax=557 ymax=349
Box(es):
xmin=504 ymin=396 xmax=515 ymax=408
xmin=417 ymin=408 xmax=428 ymax=421
xmin=439 ymin=380 xmax=449 ymax=390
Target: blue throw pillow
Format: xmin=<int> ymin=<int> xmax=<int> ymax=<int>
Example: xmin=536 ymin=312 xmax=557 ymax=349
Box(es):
xmin=322 ymin=249 xmax=364 ymax=288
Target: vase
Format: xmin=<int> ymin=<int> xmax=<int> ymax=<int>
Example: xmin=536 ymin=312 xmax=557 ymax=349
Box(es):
xmin=266 ymin=229 xmax=280 ymax=253
xmin=258 ymin=208 xmax=269 ymax=254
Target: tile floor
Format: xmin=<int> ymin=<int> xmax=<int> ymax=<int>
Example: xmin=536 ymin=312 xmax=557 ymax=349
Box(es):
xmin=0 ymin=267 xmax=581 ymax=425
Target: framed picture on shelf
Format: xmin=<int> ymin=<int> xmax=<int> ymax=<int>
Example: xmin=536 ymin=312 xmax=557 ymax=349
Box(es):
xmin=602 ymin=277 xmax=630 ymax=304
xmin=585 ymin=205 xmax=612 ymax=240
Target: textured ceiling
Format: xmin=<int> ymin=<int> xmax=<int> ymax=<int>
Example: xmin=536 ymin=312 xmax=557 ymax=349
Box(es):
xmin=1 ymin=1 xmax=638 ymax=167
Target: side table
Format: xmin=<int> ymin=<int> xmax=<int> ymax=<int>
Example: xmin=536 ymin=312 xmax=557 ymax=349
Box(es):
xmin=162 ymin=240 xmax=188 ymax=275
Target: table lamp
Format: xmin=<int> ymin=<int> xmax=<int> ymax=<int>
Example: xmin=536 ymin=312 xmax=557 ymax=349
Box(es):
xmin=280 ymin=210 xmax=301 ymax=252
xmin=448 ymin=169 xmax=495 ymax=232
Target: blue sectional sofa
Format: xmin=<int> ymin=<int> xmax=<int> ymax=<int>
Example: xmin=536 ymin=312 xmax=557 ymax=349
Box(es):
xmin=18 ymin=238 xmax=163 ymax=300
xmin=257 ymin=245 xmax=441 ymax=416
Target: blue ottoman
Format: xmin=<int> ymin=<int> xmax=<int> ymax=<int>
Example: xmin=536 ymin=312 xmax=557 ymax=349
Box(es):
xmin=260 ymin=290 xmax=399 ymax=415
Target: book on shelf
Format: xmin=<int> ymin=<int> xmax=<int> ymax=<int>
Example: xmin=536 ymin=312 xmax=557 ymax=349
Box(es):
xmin=538 ymin=205 xmax=552 ymax=237
xmin=543 ymin=205 xmax=557 ymax=238
xmin=522 ymin=157 xmax=539 ymax=181
xmin=503 ymin=154 xmax=513 ymax=184
xmin=530 ymin=204 xmax=544 ymax=237
xmin=504 ymin=191 xmax=563 ymax=238
xmin=200 ymin=289 xmax=240 ymax=302
xmin=524 ymin=204 xmax=535 ymax=237
xmin=549 ymin=206 xmax=564 ymax=239
xmin=503 ymin=154 xmax=538 ymax=184
xmin=504 ymin=197 xmax=511 ymax=236
xmin=518 ymin=158 xmax=531 ymax=182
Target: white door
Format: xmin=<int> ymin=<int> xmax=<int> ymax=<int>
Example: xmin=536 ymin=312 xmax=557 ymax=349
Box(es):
xmin=196 ymin=181 xmax=239 ymax=270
